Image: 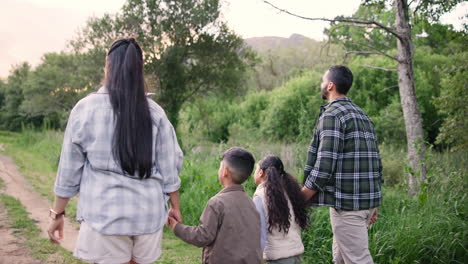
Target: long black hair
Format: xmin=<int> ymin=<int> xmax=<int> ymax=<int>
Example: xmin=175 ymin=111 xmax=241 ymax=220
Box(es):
xmin=260 ymin=155 xmax=308 ymax=233
xmin=105 ymin=38 xmax=152 ymax=179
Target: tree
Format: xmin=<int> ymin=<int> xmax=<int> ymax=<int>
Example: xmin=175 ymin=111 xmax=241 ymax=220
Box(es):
xmin=264 ymin=0 xmax=463 ymax=194
xmin=20 ymin=52 xmax=97 ymax=128
xmin=0 ymin=63 xmax=31 ymax=131
xmin=0 ymin=79 xmax=5 ymax=112
xmin=71 ymin=0 xmax=256 ymax=128
xmin=433 ymin=53 xmax=468 ymax=151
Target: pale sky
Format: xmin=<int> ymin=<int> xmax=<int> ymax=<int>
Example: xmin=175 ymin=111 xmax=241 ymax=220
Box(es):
xmin=0 ymin=0 xmax=466 ymax=78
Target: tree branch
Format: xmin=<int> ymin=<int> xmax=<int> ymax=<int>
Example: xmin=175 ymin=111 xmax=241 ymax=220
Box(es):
xmin=263 ymin=0 xmax=402 ymax=40
xmin=362 ymin=64 xmax=397 ymax=71
xmin=333 ymin=23 xmax=379 ymax=29
xmin=380 ymin=84 xmax=399 ymax=92
xmin=351 ymin=41 xmax=400 ymax=61
xmin=346 ymin=50 xmax=399 ymax=61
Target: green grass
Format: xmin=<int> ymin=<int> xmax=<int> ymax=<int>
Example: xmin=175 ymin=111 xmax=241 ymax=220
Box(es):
xmin=159 ymin=227 xmax=201 ymax=263
xmin=1 ymin=129 xmax=466 ymax=263
xmin=0 ymin=193 xmax=83 ymax=263
xmin=0 ymin=130 xmax=201 ymax=263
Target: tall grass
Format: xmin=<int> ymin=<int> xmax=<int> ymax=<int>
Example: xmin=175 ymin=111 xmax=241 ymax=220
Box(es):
xmin=178 ymin=136 xmax=468 ymax=263
xmin=1 ymin=129 xmax=466 ymax=263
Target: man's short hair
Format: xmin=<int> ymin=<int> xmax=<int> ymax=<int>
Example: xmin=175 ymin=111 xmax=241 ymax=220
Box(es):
xmin=222 ymin=147 xmax=255 ymax=184
xmin=328 ymin=65 xmax=354 ymax=95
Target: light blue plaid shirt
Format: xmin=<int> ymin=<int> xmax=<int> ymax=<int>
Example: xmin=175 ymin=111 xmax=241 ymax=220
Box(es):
xmin=54 ymin=87 xmax=183 ymax=235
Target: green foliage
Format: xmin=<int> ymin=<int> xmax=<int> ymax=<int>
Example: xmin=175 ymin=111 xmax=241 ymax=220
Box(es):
xmin=259 ymin=72 xmax=322 ymax=141
xmin=326 ymin=5 xmax=397 ymax=53
xmin=72 ymin=0 xmax=256 ymax=128
xmin=0 ymin=194 xmax=83 ymax=263
xmin=182 ymin=97 xmax=238 ymax=143
xmin=0 ymin=79 xmax=5 ymax=111
xmin=181 ymin=71 xmax=324 ymax=143
xmin=372 ymin=97 xmax=406 ymax=146
xmin=1 ymin=129 xmax=466 ymax=263
xmin=0 ymin=52 xmax=104 ymax=131
xmin=0 ymin=63 xmax=31 ymax=131
xmin=347 ymin=56 xmax=399 ymax=117
xmin=302 ymin=148 xmax=467 ymax=263
xmin=433 ymin=53 xmax=468 ymax=150
xmin=413 ymin=22 xmax=467 ymax=55
xmin=362 ymin=0 xmax=464 ymax=23
xmin=20 ymin=53 xmax=93 ymax=129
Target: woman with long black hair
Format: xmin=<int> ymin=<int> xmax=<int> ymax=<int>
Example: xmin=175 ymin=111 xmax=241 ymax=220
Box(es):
xmin=47 ymin=38 xmax=183 ymax=264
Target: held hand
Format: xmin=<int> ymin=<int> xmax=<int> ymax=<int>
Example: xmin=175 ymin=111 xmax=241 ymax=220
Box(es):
xmin=47 ymin=217 xmax=64 ymax=244
xmin=369 ymin=208 xmax=378 ymax=226
xmin=168 ymin=207 xmax=182 ymax=223
xmin=301 ymin=186 xmax=317 ymax=202
xmin=167 ymin=216 xmax=178 ymax=232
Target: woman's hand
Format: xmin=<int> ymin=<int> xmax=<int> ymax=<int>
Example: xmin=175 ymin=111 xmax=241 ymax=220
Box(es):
xmin=167 ymin=216 xmax=179 ymax=232
xmin=47 ymin=196 xmax=70 ymax=244
xmin=47 ymin=217 xmax=64 ymax=244
xmin=168 ymin=207 xmax=182 ymax=223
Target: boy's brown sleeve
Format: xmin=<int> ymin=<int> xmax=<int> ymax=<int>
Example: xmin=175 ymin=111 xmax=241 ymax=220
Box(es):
xmin=174 ymin=198 xmax=222 ymax=247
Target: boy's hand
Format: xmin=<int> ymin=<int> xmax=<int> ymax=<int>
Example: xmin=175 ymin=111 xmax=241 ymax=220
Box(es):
xmin=167 ymin=216 xmax=179 ymax=232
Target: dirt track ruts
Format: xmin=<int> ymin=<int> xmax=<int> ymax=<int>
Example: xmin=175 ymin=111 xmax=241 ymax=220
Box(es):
xmin=0 ymin=154 xmax=78 ymax=252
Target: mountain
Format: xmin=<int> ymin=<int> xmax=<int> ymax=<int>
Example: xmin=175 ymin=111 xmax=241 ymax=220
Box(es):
xmin=244 ymin=34 xmax=318 ymax=52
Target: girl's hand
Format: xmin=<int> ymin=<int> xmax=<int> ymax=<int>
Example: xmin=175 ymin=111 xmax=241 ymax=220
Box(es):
xmin=47 ymin=217 xmax=64 ymax=244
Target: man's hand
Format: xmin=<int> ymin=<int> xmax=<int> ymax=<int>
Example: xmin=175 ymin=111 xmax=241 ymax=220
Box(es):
xmin=301 ymin=186 xmax=317 ymax=202
xmin=369 ymin=208 xmax=378 ymax=226
xmin=47 ymin=217 xmax=64 ymax=244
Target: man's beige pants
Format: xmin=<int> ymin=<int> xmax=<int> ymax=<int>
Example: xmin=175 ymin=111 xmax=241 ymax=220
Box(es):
xmin=330 ymin=207 xmax=377 ymax=264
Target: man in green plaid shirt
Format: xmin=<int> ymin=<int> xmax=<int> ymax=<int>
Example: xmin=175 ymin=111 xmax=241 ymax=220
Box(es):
xmin=302 ymin=66 xmax=383 ymax=264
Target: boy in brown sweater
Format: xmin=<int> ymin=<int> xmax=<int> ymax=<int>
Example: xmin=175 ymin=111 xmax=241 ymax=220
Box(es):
xmin=168 ymin=147 xmax=261 ymax=264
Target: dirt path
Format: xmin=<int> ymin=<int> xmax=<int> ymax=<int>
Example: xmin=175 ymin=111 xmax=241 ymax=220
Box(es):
xmin=0 ymin=154 xmax=78 ymax=252
xmin=0 ymin=203 xmax=42 ymax=264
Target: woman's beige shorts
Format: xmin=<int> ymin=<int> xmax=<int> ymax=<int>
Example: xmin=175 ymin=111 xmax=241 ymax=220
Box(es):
xmin=73 ymin=222 xmax=163 ymax=264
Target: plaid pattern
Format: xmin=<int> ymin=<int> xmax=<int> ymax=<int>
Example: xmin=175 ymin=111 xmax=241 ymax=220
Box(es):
xmin=304 ymin=97 xmax=382 ymax=210
xmin=55 ymin=87 xmax=183 ymax=235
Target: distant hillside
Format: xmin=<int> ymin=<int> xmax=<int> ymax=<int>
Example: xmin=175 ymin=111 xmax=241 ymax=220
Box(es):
xmin=242 ymin=34 xmax=344 ymax=91
xmin=244 ymin=34 xmax=319 ymax=52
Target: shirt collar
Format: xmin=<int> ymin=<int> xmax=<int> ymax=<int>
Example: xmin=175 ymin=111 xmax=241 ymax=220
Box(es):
xmin=256 ymin=182 xmax=266 ymax=190
xmin=96 ymin=86 xmax=108 ymax=94
xmin=220 ymin=184 xmax=245 ymax=194
xmin=321 ymin=96 xmax=351 ymax=111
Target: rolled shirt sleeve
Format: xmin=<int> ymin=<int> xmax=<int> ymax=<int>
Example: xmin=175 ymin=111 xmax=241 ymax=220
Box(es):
xmin=54 ymin=110 xmax=86 ymax=198
xmin=305 ymin=113 xmax=344 ymax=191
xmin=156 ymin=117 xmax=183 ymax=194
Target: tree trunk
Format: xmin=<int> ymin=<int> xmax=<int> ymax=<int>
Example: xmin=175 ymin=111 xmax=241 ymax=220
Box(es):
xmin=395 ymin=0 xmax=427 ymax=195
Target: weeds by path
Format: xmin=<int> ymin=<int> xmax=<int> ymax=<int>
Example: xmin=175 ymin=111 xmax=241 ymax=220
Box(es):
xmin=0 ymin=192 xmax=82 ymax=263
xmin=0 ymin=131 xmax=201 ymax=263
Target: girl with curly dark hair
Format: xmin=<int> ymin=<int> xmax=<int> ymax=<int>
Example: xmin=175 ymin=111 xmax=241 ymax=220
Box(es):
xmin=253 ymin=155 xmax=309 ymax=264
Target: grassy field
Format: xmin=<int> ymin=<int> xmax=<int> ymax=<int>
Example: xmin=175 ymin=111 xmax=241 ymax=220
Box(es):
xmin=0 ymin=129 xmax=466 ymax=263
xmin=0 ymin=130 xmax=201 ymax=263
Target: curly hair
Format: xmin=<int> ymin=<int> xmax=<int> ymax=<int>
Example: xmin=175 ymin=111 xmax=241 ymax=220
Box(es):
xmin=260 ymin=156 xmax=308 ymax=233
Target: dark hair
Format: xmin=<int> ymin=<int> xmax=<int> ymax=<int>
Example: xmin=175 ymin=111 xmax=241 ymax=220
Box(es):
xmin=221 ymin=147 xmax=255 ymax=184
xmin=106 ymin=38 xmax=152 ymax=179
xmin=328 ymin=65 xmax=353 ymax=95
xmin=260 ymin=155 xmax=308 ymax=233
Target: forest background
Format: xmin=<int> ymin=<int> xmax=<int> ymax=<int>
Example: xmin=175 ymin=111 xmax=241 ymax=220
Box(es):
xmin=0 ymin=0 xmax=466 ymax=263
